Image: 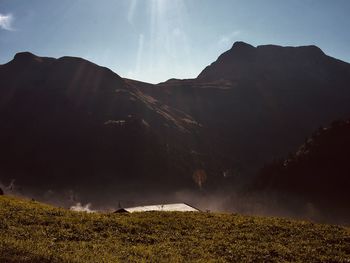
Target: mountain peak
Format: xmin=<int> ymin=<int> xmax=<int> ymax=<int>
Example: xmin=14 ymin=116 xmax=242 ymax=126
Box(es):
xmin=231 ymin=41 xmax=255 ymax=50
xmin=225 ymin=41 xmax=256 ymax=58
xmin=13 ymin=52 xmax=39 ymax=62
xmin=11 ymin=52 xmax=57 ymax=66
xmin=197 ymin=42 xmax=333 ymax=81
xmin=298 ymin=45 xmax=325 ymax=56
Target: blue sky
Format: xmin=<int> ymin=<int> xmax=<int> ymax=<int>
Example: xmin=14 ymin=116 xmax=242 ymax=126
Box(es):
xmin=0 ymin=0 xmax=350 ymax=83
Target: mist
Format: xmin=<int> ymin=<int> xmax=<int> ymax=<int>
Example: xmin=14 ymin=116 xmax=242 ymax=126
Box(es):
xmin=4 ymin=179 xmax=348 ymax=226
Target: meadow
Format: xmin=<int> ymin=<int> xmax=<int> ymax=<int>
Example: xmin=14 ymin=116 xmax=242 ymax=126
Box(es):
xmin=0 ymin=195 xmax=349 ymax=262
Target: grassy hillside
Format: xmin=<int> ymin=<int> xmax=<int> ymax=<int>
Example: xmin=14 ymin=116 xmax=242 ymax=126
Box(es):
xmin=0 ymin=196 xmax=349 ymax=262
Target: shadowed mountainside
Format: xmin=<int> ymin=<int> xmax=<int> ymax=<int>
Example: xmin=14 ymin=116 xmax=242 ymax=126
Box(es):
xmin=133 ymin=41 xmax=350 ymax=181
xmin=0 ymin=52 xmax=202 ymax=198
xmin=1 ymin=42 xmax=350 ymax=211
xmin=253 ymin=119 xmax=350 ymax=220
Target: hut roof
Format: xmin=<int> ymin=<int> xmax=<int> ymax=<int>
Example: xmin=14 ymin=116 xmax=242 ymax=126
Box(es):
xmin=115 ymin=203 xmax=200 ymax=213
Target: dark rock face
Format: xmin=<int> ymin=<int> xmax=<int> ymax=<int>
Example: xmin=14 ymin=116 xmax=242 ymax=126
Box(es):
xmin=1 ymin=42 xmax=350 ymax=204
xmin=0 ymin=187 xmax=3 ymax=195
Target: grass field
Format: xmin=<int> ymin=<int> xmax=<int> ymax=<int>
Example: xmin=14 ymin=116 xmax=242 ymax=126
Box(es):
xmin=0 ymin=195 xmax=349 ymax=262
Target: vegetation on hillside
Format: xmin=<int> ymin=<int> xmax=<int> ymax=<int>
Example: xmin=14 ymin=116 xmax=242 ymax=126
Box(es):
xmin=255 ymin=119 xmax=350 ymax=206
xmin=0 ymin=195 xmax=349 ymax=262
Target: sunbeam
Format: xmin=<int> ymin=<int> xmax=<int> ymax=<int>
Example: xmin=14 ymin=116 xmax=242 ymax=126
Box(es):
xmin=134 ymin=0 xmax=193 ymax=83
xmin=127 ymin=0 xmax=138 ymax=24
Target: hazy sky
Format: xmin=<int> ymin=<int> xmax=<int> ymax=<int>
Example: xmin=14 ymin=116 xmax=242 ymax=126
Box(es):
xmin=0 ymin=0 xmax=349 ymax=83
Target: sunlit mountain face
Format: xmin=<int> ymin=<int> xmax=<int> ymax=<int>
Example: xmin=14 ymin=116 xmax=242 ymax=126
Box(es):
xmin=1 ymin=1 xmax=350 ymax=223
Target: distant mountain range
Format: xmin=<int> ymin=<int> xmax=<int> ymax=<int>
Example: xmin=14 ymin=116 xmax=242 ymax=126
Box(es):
xmin=1 ymin=42 xmax=350 ymax=206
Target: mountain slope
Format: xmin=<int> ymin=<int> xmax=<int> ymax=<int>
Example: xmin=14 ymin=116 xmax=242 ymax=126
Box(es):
xmin=254 ymin=119 xmax=350 ymax=213
xmin=139 ymin=42 xmax=350 ymax=180
xmin=1 ymin=42 xmax=350 ymax=206
xmin=1 ymin=195 xmax=349 ymax=262
xmin=0 ymin=52 xmax=201 ymax=198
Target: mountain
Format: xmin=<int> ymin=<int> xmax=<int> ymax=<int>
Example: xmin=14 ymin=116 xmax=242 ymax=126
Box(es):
xmin=141 ymin=42 xmax=350 ymax=180
xmin=0 ymin=52 xmax=201 ymax=199
xmin=253 ymin=119 xmax=350 ymax=216
xmin=1 ymin=42 xmax=350 ymax=207
xmin=197 ymin=41 xmax=344 ymax=82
